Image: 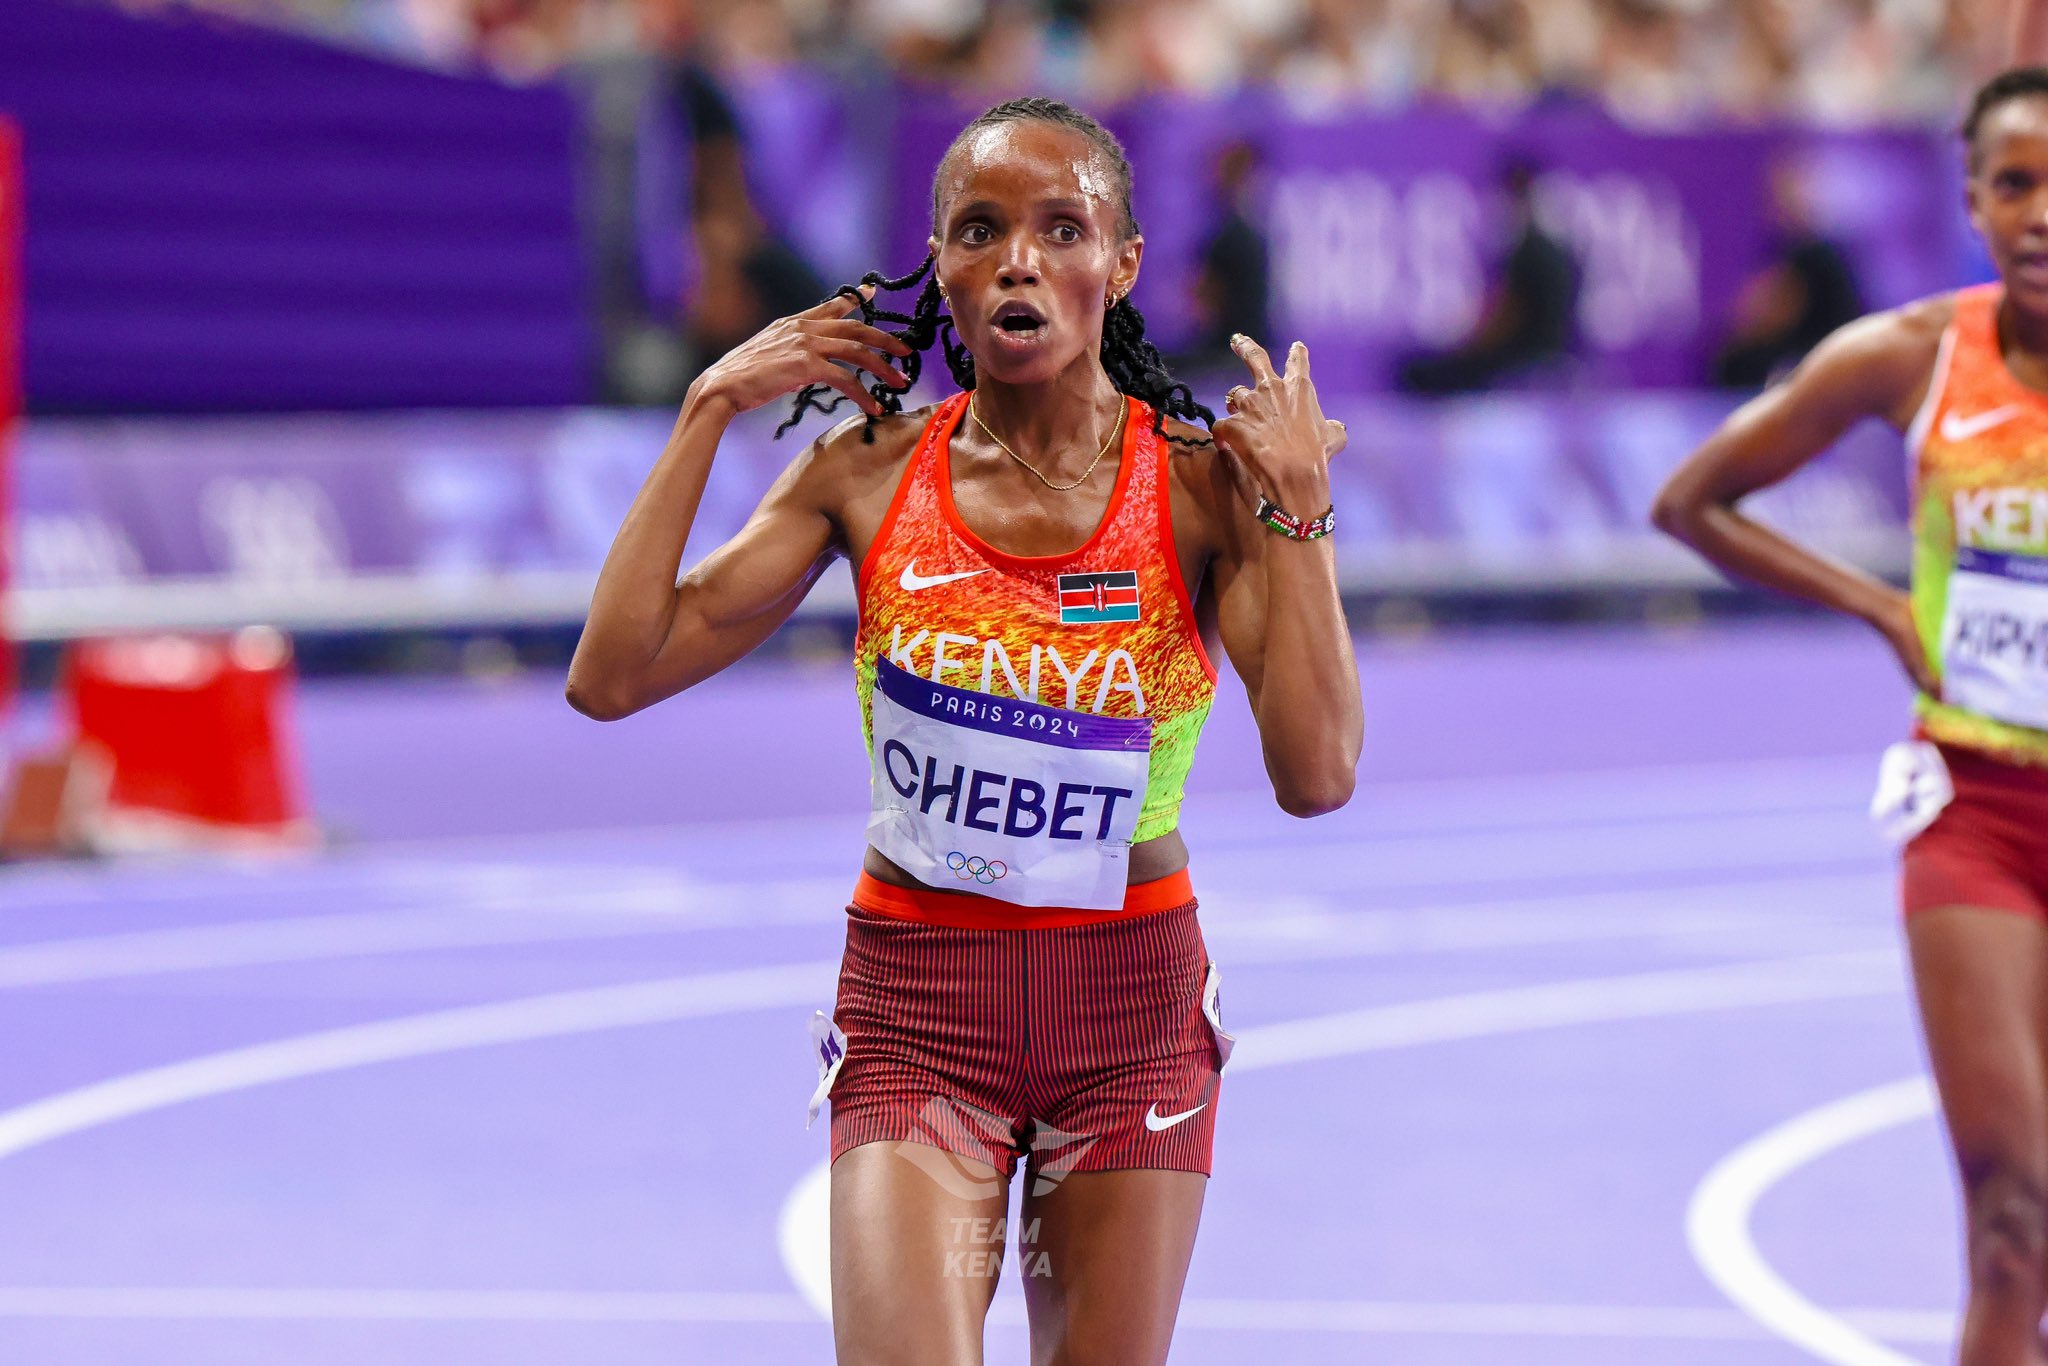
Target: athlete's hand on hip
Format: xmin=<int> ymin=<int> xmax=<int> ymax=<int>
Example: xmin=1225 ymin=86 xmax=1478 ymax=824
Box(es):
xmin=1211 ymin=334 xmax=1345 ymax=514
xmin=690 ymin=285 xmax=914 ymax=420
xmin=1871 ymin=589 xmax=1943 ymax=699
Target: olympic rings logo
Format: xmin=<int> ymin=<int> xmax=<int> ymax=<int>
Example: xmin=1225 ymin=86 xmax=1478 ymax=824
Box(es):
xmin=946 ymin=851 xmax=1008 ymax=884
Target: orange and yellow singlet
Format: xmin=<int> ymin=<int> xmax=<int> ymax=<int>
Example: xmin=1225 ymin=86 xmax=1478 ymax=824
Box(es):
xmin=1906 ymin=283 xmax=2048 ymax=765
xmin=854 ymin=393 xmax=1217 ymax=910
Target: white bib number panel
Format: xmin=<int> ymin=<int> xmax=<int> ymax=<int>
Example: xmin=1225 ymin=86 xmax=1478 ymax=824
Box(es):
xmin=867 ymin=657 xmax=1152 ymax=911
xmin=1941 ymin=547 xmax=2048 ymax=731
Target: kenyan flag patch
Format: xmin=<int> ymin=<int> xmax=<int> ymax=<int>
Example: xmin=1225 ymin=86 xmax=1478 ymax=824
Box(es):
xmin=1057 ymin=570 xmax=1140 ymax=624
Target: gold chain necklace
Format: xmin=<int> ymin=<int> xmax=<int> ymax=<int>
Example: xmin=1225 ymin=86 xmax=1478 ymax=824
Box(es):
xmin=968 ymin=396 xmax=1126 ymax=493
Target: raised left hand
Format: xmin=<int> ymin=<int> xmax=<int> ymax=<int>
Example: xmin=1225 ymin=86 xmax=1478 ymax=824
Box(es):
xmin=1210 ymin=334 xmax=1345 ymax=516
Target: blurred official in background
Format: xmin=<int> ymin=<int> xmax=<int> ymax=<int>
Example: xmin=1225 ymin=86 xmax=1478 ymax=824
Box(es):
xmin=1397 ymin=156 xmax=1581 ymax=394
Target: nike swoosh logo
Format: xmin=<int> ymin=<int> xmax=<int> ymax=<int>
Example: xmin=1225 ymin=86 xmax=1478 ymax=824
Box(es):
xmin=899 ymin=561 xmax=990 ymax=593
xmin=1940 ymin=405 xmax=2024 ymax=442
xmin=1143 ymin=1102 xmax=1207 ymax=1132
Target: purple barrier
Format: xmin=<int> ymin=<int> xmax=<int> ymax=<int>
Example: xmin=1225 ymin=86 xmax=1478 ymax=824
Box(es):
xmin=11 ymin=390 xmax=1907 ymax=638
xmin=0 ymin=0 xmax=593 ymax=412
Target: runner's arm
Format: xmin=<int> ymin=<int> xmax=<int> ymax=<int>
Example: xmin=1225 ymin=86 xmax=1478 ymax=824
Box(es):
xmin=1205 ymin=337 xmax=1363 ymax=817
xmin=567 ymin=404 xmax=846 ymax=720
xmin=1650 ymin=305 xmax=1945 ymax=694
xmin=567 ymin=293 xmax=910 ymax=720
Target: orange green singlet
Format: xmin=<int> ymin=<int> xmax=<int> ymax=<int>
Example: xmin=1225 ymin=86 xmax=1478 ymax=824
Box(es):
xmin=853 ymin=393 xmax=1218 ymax=912
xmin=1905 ymin=283 xmax=2048 ymax=766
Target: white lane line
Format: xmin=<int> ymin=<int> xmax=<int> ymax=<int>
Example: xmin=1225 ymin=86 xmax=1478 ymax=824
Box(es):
xmin=1192 ymin=811 xmax=1880 ymax=897
xmin=0 ymin=752 xmax=1873 ymax=915
xmin=777 ymin=1158 xmax=833 ymax=1320
xmin=0 ymin=961 xmax=837 ymax=1163
xmin=1229 ymin=949 xmax=1899 ymax=1070
xmin=777 ymin=948 xmax=1907 ymax=1318
xmin=0 ymin=863 xmax=1888 ymax=993
xmin=1687 ymin=1077 xmax=1939 ymax=1366
xmin=1162 ymin=1297 xmax=1949 ymax=1342
xmin=0 ymin=1286 xmax=819 ymax=1323
xmin=0 ymin=1285 xmax=1954 ymax=1342
xmin=1203 ymin=871 xmax=1889 ymax=963
xmin=0 ymin=911 xmax=690 ymax=990
xmin=341 ymin=752 xmax=1875 ymax=860
xmin=0 ymin=879 xmax=850 ymax=991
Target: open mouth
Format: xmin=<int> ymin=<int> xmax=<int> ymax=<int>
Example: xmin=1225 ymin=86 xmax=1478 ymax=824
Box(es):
xmin=992 ymin=302 xmax=1046 ymax=337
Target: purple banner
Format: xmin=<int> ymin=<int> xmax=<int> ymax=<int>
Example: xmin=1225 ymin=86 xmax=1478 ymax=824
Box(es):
xmin=875 ymin=91 xmax=1977 ymax=392
xmin=11 ymin=390 xmax=1908 ymax=638
xmin=0 ymin=4 xmax=1989 ymax=415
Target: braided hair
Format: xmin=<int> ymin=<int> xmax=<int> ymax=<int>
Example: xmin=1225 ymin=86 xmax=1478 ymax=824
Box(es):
xmin=778 ymin=97 xmax=1214 ymax=448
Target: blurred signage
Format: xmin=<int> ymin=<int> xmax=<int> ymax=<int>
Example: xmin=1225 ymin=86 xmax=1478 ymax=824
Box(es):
xmin=874 ymin=94 xmax=1974 ymax=392
xmin=0 ymin=0 xmax=1988 ymax=410
xmin=10 ymin=393 xmax=1908 ymax=638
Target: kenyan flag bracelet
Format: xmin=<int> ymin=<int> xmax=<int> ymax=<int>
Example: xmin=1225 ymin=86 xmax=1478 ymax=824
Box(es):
xmin=1254 ymin=495 xmax=1336 ymax=541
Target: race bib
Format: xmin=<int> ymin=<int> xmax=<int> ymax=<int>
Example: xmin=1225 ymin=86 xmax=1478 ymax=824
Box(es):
xmin=805 ymin=1010 xmax=847 ymax=1130
xmin=1201 ymin=961 xmax=1236 ymax=1075
xmin=866 ymin=657 xmax=1151 ymax=910
xmin=1940 ymin=547 xmax=2048 ymax=730
xmin=1869 ymin=740 xmax=1954 ymax=846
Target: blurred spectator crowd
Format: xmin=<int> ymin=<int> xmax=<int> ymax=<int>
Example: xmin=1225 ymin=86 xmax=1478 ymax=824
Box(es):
xmin=112 ymin=0 xmax=2016 ymax=129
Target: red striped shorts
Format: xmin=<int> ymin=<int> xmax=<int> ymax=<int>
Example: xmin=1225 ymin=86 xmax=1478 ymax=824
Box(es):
xmin=821 ymin=869 xmax=1228 ymax=1182
xmin=1903 ymin=743 xmax=2048 ymax=918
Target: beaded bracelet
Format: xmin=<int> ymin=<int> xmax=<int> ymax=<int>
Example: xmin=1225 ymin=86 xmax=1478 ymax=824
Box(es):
xmin=1254 ymin=495 xmax=1336 ymax=541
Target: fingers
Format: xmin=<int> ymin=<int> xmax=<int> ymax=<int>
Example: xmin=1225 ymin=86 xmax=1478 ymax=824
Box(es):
xmin=1287 ymin=339 xmax=1310 ymax=381
xmin=1224 ymin=384 xmax=1252 ymax=413
xmin=816 ymin=338 xmax=911 ymax=390
xmin=1321 ymin=417 xmax=1348 ymax=458
xmin=805 ymin=282 xmax=877 ymax=320
xmin=1209 ymin=414 xmax=1244 ymax=455
xmin=1206 ymin=427 xmax=1263 ymax=508
xmin=1230 ymin=333 xmax=1278 ymax=384
xmin=813 ymin=318 xmax=915 ymax=359
xmin=814 ymin=365 xmax=885 ymax=417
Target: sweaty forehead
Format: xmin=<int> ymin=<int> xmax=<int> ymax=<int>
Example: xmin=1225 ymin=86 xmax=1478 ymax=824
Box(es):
xmin=935 ymin=122 xmax=1119 ymax=224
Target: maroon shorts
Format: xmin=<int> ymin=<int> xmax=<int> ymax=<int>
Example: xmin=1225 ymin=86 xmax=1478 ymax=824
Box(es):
xmin=1903 ymin=744 xmax=2048 ymax=918
xmin=822 ymin=870 xmax=1227 ymax=1183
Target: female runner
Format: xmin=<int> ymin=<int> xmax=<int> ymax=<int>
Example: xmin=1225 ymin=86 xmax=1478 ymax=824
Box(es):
xmin=1655 ymin=67 xmax=2048 ymax=1365
xmin=568 ymin=97 xmax=1363 ymax=1366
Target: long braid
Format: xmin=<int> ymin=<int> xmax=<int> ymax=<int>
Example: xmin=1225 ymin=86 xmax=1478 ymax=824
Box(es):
xmin=775 ymin=255 xmax=943 ymax=442
xmin=1101 ymin=298 xmax=1214 ymax=449
xmin=780 ymin=96 xmax=1214 ymax=448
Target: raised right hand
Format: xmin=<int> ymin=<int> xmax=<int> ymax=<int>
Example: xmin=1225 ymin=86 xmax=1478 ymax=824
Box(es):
xmin=1871 ymin=589 xmax=1942 ymax=699
xmin=693 ymin=286 xmax=914 ymax=419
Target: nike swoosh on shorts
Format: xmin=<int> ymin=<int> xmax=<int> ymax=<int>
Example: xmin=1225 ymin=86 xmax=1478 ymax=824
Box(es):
xmin=1143 ymin=1102 xmax=1207 ymax=1132
xmin=899 ymin=561 xmax=991 ymax=593
xmin=1940 ymin=405 xmax=2024 ymax=442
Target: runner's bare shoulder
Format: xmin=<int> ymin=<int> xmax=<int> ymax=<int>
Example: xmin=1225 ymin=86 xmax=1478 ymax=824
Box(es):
xmin=794 ymin=403 xmax=938 ymax=515
xmin=1153 ymin=411 xmax=1229 ymax=505
xmin=1798 ymin=294 xmax=1956 ymax=430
